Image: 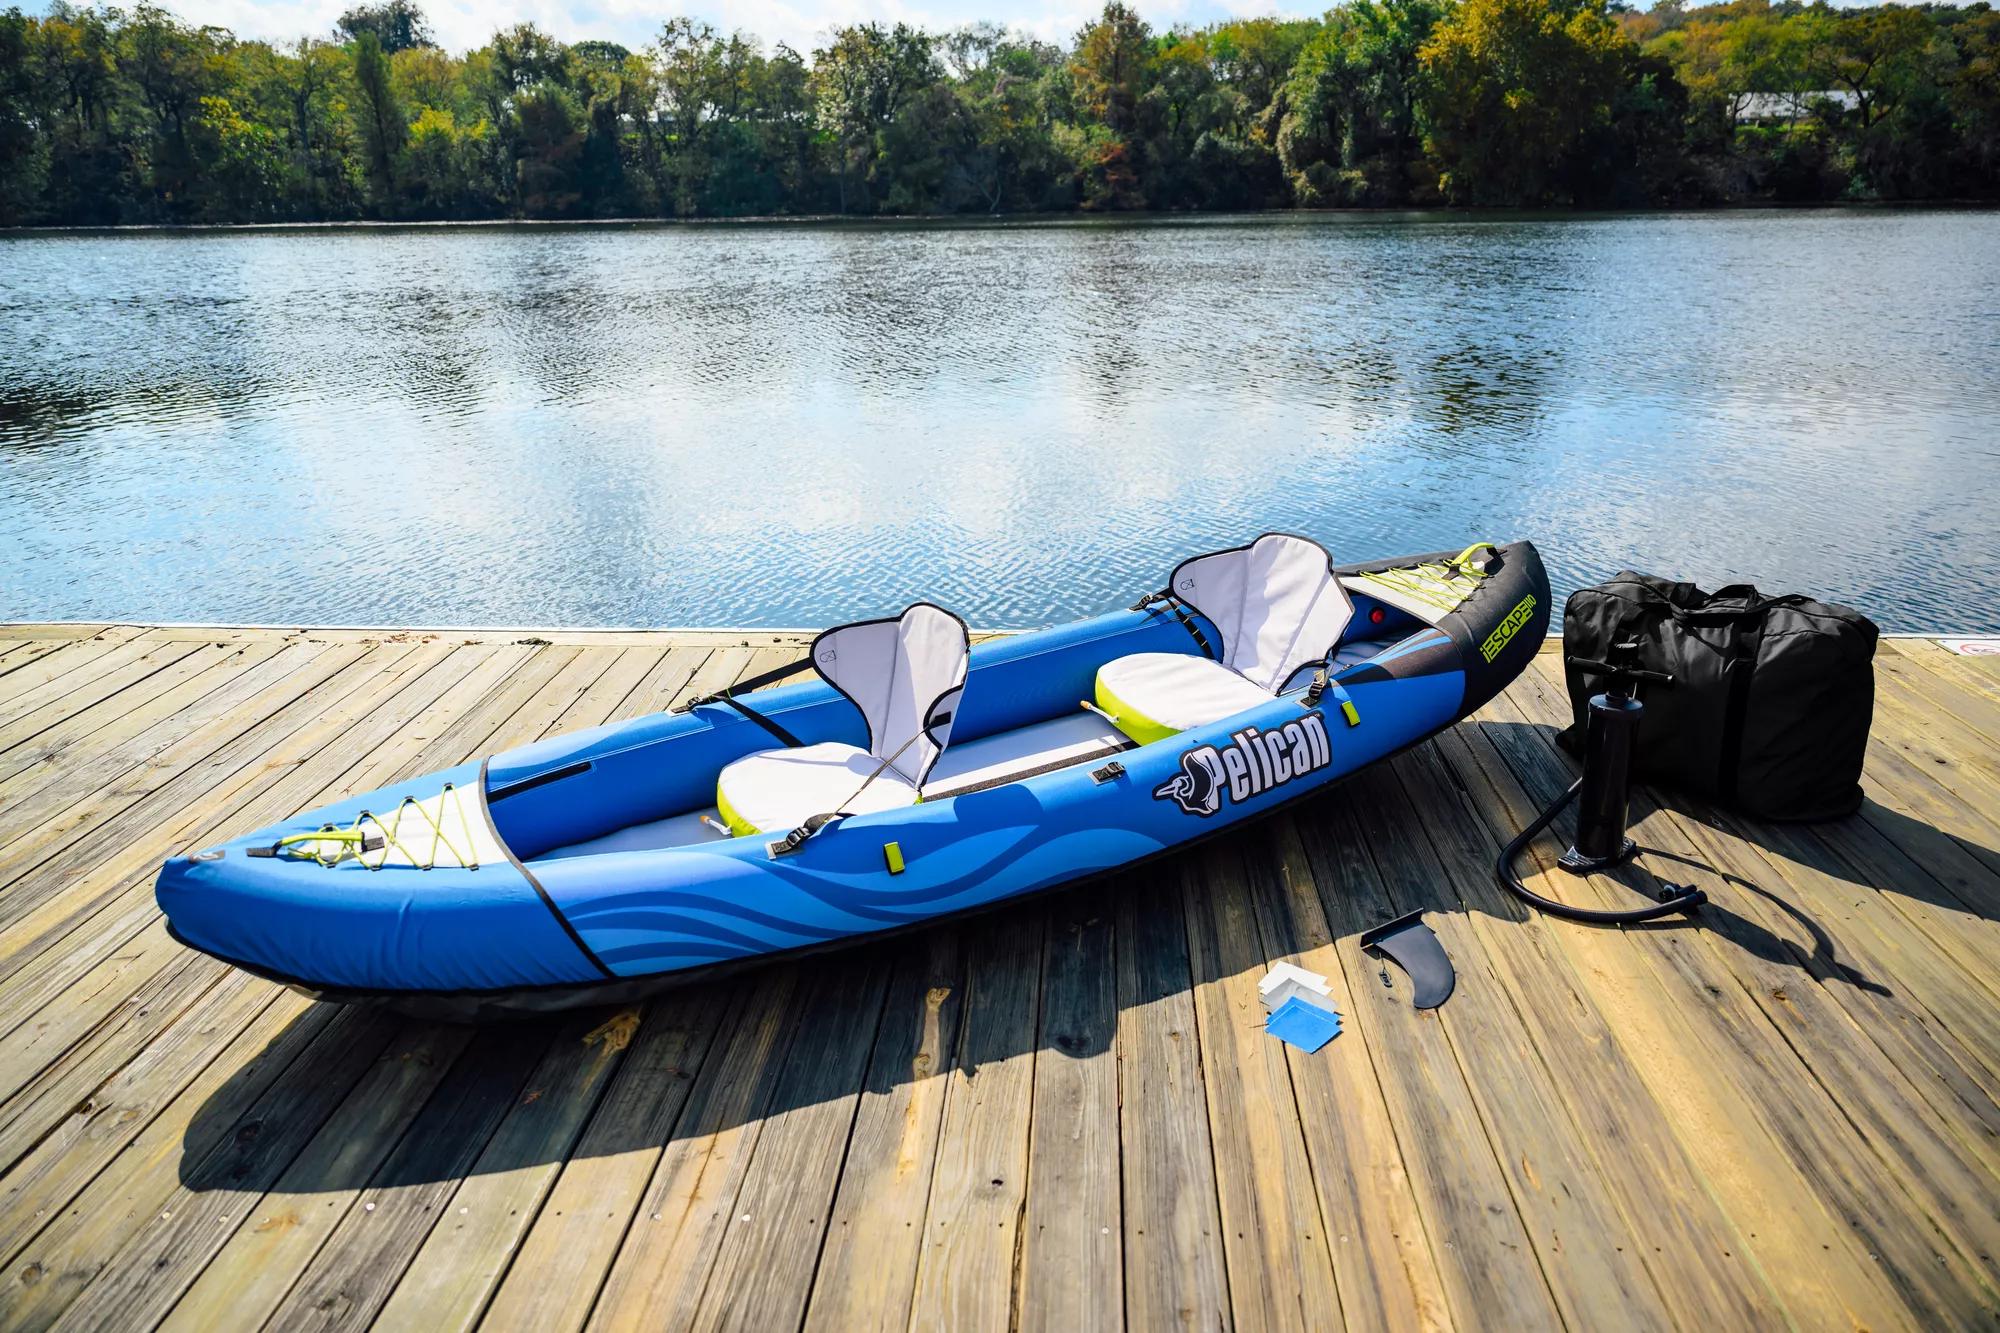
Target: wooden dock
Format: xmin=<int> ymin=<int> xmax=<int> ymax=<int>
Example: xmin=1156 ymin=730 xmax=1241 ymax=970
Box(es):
xmin=0 ymin=621 xmax=1996 ymax=1331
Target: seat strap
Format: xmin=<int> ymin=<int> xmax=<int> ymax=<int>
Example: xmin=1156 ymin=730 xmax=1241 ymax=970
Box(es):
xmin=1132 ymin=589 xmax=1217 ymax=659
xmin=714 ymin=695 xmax=804 ymax=749
xmin=673 ymin=655 xmax=813 ymax=748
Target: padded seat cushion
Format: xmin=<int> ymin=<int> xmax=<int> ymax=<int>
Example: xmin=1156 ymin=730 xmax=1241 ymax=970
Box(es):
xmin=1094 ymin=653 xmax=1276 ymax=746
xmin=716 ymin=742 xmax=918 ymax=837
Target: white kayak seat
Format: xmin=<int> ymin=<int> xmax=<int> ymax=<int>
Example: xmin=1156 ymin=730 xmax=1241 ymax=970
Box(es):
xmin=1097 ymin=533 xmax=1353 ymax=745
xmin=716 ymin=743 xmax=924 ymax=838
xmin=1093 ymin=654 xmax=1275 ymax=744
xmin=717 ymin=602 xmax=970 ymax=838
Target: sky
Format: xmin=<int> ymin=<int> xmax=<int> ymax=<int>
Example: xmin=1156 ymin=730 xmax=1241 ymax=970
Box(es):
xmin=78 ymin=0 xmax=1319 ymax=58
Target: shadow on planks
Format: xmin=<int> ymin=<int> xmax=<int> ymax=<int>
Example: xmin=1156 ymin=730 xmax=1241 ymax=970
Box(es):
xmin=171 ymin=712 xmax=1971 ymax=1197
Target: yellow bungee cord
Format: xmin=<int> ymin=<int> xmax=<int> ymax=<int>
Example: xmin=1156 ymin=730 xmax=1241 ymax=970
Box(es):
xmin=266 ymin=782 xmax=481 ymax=870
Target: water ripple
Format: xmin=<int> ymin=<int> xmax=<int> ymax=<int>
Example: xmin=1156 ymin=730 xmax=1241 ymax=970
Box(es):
xmin=2 ymin=211 xmax=1997 ymax=632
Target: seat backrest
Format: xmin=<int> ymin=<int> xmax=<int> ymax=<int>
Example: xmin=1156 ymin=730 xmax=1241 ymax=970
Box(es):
xmin=810 ymin=602 xmax=970 ymax=785
xmin=1169 ymin=533 xmax=1354 ymax=693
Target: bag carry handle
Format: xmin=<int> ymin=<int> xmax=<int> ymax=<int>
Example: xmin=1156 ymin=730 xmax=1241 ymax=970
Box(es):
xmin=1658 ymin=588 xmax=1809 ymax=625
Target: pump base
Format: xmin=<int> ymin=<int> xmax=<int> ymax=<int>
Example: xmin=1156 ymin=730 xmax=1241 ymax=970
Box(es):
xmin=1558 ymin=837 xmax=1636 ymax=875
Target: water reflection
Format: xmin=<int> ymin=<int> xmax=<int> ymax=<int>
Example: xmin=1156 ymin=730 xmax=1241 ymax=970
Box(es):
xmin=2 ymin=211 xmax=1997 ymax=631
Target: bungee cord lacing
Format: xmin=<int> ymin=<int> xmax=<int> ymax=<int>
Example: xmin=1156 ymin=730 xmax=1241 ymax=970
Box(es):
xmin=263 ymin=782 xmax=482 ymax=870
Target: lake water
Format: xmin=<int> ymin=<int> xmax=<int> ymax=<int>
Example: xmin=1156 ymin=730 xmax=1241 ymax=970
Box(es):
xmin=3 ymin=211 xmax=1997 ymax=632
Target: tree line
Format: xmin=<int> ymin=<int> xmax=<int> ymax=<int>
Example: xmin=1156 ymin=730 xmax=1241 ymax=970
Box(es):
xmin=1 ymin=0 xmax=1995 ymax=225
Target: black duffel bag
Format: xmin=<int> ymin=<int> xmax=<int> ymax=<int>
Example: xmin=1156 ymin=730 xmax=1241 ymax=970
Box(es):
xmin=1559 ymin=574 xmax=1879 ymax=821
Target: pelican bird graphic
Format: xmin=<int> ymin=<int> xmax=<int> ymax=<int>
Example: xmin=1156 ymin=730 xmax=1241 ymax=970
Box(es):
xmin=1153 ymin=746 xmax=1227 ymax=817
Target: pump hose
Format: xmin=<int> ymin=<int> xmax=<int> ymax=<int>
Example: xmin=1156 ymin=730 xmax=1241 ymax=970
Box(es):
xmin=1494 ymin=777 xmax=1707 ymax=925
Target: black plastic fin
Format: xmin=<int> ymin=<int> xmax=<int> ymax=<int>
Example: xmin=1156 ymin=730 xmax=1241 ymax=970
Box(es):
xmin=1358 ymin=911 xmax=1455 ymax=1010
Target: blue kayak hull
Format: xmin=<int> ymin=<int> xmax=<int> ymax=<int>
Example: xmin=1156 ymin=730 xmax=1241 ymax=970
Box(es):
xmin=155 ymin=541 xmax=1549 ymax=1015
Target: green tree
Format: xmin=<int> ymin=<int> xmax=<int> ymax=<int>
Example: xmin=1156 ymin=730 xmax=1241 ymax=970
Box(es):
xmin=1947 ymin=8 xmax=2000 ymax=193
xmin=1071 ymin=1 xmax=1149 ymax=135
xmin=1277 ymin=0 xmax=1444 ymax=204
xmin=812 ymin=22 xmax=939 ymax=212
xmin=336 ymin=0 xmax=433 ymax=55
xmin=1419 ymin=0 xmax=1634 ymax=204
xmin=1069 ymin=2 xmax=1152 ymax=206
xmin=0 ymin=7 xmax=48 ymax=223
xmin=350 ymin=30 xmax=402 ymax=209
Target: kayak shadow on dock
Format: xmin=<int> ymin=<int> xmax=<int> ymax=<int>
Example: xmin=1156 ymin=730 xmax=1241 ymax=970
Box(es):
xmin=172 ymin=721 xmax=1950 ymax=1197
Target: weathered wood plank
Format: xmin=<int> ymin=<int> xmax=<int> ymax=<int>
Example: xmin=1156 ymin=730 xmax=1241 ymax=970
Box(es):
xmin=1016 ymin=887 xmax=1122 ymax=1333
xmin=0 ymin=628 xmax=1993 ymax=1333
xmin=906 ymin=911 xmax=1042 ymax=1333
xmin=131 ymin=626 xmax=819 ymax=648
xmin=1114 ymin=875 xmax=1231 ymax=1332
xmin=0 ymin=978 xmax=307 ymax=1266
xmin=580 ymin=974 xmax=802 ymax=1331
xmin=61 ymin=1024 xmax=474 ymax=1333
xmin=1240 ymin=822 xmax=1453 ymax=1333
xmin=0 ymin=626 xmax=116 ymax=644
xmin=368 ymin=1007 xmax=666 ymax=1333
xmin=0 ymin=949 xmax=228 ymax=1169
xmin=0 ymin=639 xmax=202 ymax=757
xmin=0 ymin=641 xmax=279 ymax=788
xmin=687 ymin=954 xmax=893 ymax=1333
xmin=803 ymin=931 xmax=965 ymax=1333
xmin=1893 ymin=638 xmax=2000 ymax=703
xmin=1508 ymin=664 xmax=2000 ymax=1196
xmin=0 ymin=639 xmax=356 ymax=853
xmin=474 ymin=992 xmax=727 ymax=1333
xmin=1436 ymin=718 xmax=1919 ymax=1331
xmin=1178 ymin=842 xmax=1341 ymax=1333
xmin=1518 ymin=654 xmax=2000 ymax=1130
xmin=231 ymin=1028 xmax=551 ymax=1333
xmin=1289 ymin=793 xmax=1565 ymax=1332
xmin=0 ymin=629 xmax=146 ymax=706
xmin=1379 ymin=742 xmax=1784 ymax=1328
xmin=6 ymin=1006 xmax=402 ymax=1332
xmin=1340 ymin=766 xmax=1676 ymax=1331
xmin=1466 ymin=693 xmax=1994 ymax=1325
xmin=0 ymin=645 xmax=471 ymax=1103
xmin=0 ymin=642 xmax=529 ymax=1106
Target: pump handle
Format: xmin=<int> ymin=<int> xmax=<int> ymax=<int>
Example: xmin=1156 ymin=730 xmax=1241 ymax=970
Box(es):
xmin=1566 ymin=655 xmax=1674 ymax=686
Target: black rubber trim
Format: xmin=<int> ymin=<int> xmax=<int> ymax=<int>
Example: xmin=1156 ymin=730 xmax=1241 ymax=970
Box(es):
xmin=488 ymin=760 xmax=593 ymax=803
xmin=477 ymin=758 xmax=616 ymax=979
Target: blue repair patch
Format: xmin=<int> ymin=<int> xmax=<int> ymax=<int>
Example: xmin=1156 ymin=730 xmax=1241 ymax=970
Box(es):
xmin=1265 ymin=995 xmax=1342 ymax=1053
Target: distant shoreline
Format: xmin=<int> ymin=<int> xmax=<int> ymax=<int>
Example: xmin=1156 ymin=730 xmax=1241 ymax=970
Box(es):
xmin=6 ymin=200 xmax=1997 ymax=238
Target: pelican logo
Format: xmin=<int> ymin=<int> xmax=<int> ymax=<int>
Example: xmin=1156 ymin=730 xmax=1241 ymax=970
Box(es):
xmin=1153 ymin=747 xmax=1227 ymax=817
xmin=1153 ymin=714 xmax=1334 ymax=818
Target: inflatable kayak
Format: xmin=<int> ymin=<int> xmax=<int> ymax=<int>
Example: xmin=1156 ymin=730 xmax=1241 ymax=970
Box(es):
xmin=156 ymin=535 xmax=1550 ymax=1018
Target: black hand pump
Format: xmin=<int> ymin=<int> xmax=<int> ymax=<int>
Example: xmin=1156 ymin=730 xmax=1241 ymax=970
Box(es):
xmin=1495 ymin=640 xmax=1707 ymax=924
